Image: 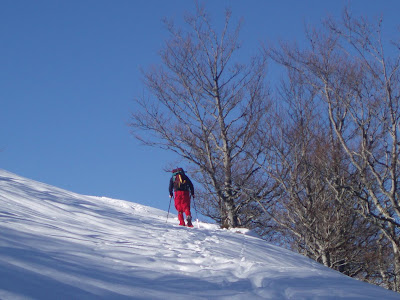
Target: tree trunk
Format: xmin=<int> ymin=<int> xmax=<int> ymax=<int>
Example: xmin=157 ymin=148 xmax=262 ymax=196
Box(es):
xmin=223 ymin=197 xmax=238 ymax=228
xmin=391 ymin=240 xmax=400 ymax=292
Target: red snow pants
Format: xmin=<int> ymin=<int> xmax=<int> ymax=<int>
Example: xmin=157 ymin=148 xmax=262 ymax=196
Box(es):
xmin=174 ymin=190 xmax=191 ymax=225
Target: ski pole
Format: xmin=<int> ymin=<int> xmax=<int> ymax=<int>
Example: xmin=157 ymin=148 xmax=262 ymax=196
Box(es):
xmin=191 ymin=195 xmax=200 ymax=228
xmin=166 ymin=195 xmax=173 ymax=223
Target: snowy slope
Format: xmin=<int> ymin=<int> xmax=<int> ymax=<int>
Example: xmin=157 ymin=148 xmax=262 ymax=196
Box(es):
xmin=0 ymin=170 xmax=399 ymax=300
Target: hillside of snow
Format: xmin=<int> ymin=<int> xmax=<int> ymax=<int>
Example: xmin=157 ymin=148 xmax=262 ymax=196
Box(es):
xmin=1 ymin=169 xmax=399 ymax=300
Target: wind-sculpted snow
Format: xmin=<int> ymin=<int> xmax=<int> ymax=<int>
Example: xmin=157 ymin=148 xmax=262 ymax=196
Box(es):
xmin=1 ymin=169 xmax=399 ymax=299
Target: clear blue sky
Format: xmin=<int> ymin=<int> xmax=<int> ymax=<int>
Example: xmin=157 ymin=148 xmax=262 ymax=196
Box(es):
xmin=1 ymin=0 xmax=399 ymax=217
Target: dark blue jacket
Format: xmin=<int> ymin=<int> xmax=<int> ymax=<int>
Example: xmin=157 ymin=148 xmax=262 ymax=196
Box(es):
xmin=169 ymin=173 xmax=194 ymax=197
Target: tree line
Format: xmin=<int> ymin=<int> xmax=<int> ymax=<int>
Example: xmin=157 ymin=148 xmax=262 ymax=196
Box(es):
xmin=130 ymin=4 xmax=400 ymax=292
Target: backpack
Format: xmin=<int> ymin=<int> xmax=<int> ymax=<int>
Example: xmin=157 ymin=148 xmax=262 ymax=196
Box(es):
xmin=172 ymin=168 xmax=188 ymax=191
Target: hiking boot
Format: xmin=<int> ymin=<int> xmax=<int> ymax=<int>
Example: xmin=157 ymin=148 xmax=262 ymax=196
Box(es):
xmin=187 ymin=216 xmax=193 ymax=227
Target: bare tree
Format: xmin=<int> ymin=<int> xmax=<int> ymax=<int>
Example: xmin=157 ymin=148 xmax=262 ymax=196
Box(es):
xmin=253 ymin=69 xmax=377 ymax=279
xmin=130 ymin=4 xmax=270 ymax=227
xmin=268 ymin=10 xmax=400 ymax=291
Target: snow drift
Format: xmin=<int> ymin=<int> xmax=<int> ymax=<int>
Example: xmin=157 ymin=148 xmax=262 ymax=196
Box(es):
xmin=0 ymin=169 xmax=399 ymax=299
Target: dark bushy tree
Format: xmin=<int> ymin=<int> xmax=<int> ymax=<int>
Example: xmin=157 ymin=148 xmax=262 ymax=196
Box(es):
xmin=268 ymin=9 xmax=400 ymax=291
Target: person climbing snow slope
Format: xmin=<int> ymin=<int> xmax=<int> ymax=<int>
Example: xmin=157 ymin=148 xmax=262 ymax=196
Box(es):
xmin=169 ymin=168 xmax=195 ymax=227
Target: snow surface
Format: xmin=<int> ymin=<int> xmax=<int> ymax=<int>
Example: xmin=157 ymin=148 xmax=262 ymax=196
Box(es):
xmin=1 ymin=169 xmax=399 ymax=300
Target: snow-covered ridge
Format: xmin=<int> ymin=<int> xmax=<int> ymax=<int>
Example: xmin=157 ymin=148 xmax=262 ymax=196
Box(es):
xmin=1 ymin=169 xmax=399 ymax=299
